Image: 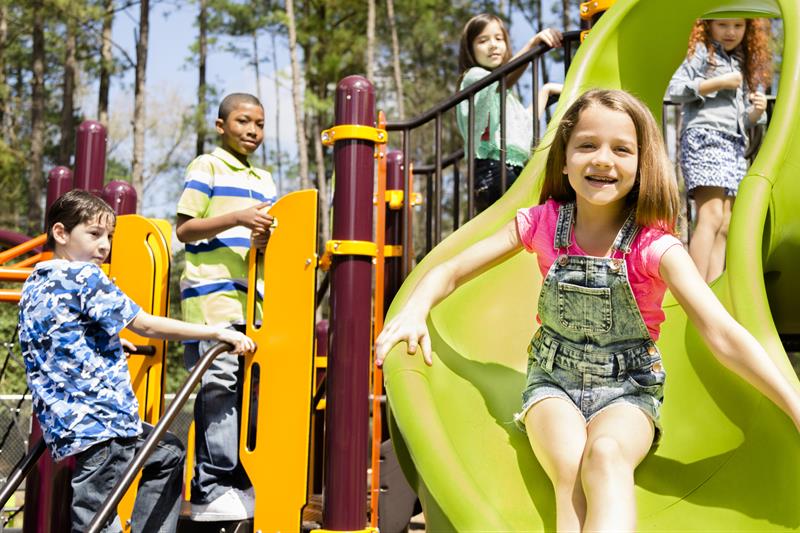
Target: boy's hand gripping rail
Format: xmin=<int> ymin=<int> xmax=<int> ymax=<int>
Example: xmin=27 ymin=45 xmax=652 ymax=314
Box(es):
xmin=87 ymin=342 xmax=234 ymax=533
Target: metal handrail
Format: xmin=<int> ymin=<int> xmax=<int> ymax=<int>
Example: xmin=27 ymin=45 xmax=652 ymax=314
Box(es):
xmin=0 ymin=438 xmax=46 ymax=511
xmin=384 ymin=31 xmax=582 ymax=131
xmin=88 ymin=342 xmax=233 ymax=533
xmin=385 ymin=30 xmax=582 ymax=275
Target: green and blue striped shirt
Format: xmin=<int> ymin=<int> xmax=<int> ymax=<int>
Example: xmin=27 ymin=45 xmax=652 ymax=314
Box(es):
xmin=177 ymin=147 xmax=277 ymax=327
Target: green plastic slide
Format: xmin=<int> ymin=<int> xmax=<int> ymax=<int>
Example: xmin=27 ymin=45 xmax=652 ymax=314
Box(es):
xmin=382 ymin=0 xmax=800 ymax=529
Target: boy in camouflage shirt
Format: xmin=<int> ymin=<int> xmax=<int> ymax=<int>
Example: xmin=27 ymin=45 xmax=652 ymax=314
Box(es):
xmin=19 ymin=190 xmax=255 ymax=532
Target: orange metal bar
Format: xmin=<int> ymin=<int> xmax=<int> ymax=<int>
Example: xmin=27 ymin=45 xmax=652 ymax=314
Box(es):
xmin=0 ymin=291 xmax=21 ymax=303
xmin=13 ymin=252 xmax=50 ymax=268
xmin=0 ymin=267 xmax=34 ymax=282
xmin=369 ymin=111 xmax=388 ymax=528
xmin=0 ymin=234 xmax=46 ymax=265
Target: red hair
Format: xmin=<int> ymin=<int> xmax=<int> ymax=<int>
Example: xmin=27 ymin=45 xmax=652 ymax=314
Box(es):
xmin=686 ymin=19 xmax=773 ymax=90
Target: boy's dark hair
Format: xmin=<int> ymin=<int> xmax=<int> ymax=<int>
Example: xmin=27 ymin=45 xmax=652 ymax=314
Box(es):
xmin=46 ymin=190 xmax=116 ymax=249
xmin=218 ymin=93 xmax=263 ymax=121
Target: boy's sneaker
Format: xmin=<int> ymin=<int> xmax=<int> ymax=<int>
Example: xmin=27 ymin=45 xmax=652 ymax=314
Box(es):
xmin=190 ymin=487 xmax=255 ymax=521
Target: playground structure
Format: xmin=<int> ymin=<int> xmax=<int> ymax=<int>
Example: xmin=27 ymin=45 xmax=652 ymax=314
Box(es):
xmin=1 ymin=0 xmax=799 ymax=531
xmin=382 ymin=0 xmax=800 ymax=530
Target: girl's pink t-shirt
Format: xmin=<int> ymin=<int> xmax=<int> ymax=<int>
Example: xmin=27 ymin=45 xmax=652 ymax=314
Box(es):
xmin=516 ymin=199 xmax=683 ymax=340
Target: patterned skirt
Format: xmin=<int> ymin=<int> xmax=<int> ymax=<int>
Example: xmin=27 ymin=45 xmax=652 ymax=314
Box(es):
xmin=679 ymin=127 xmax=747 ymax=197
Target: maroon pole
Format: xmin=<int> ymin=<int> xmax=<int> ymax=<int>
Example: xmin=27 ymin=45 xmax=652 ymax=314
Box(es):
xmin=46 ymin=166 xmax=74 ymax=212
xmin=102 ymin=180 xmax=138 ymax=215
xmin=384 ymin=150 xmax=404 ymax=315
xmin=323 ymin=75 xmax=375 ymax=530
xmin=74 ymin=120 xmax=107 ymax=194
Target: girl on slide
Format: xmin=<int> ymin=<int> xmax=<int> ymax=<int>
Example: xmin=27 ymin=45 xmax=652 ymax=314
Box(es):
xmin=456 ymin=13 xmax=562 ymax=213
xmin=376 ymin=89 xmax=800 ymax=531
xmin=668 ymin=18 xmax=771 ymax=282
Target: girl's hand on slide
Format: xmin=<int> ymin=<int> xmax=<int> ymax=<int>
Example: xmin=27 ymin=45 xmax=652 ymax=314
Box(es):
xmin=533 ymin=28 xmax=563 ymax=48
xmin=375 ymin=311 xmax=433 ymax=368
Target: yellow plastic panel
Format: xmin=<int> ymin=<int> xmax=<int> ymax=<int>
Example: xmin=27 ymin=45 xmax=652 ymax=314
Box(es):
xmin=239 ymin=190 xmax=318 ymax=531
xmin=106 ymin=214 xmax=172 ymax=531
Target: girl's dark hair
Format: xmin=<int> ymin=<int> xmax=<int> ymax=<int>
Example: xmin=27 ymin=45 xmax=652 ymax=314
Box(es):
xmin=45 ymin=190 xmax=116 ymax=249
xmin=540 ymin=89 xmax=680 ymax=231
xmin=458 ymin=14 xmax=513 ymax=75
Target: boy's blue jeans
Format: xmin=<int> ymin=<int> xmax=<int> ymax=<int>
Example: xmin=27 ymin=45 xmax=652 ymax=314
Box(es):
xmin=184 ymin=333 xmax=252 ymax=504
xmin=71 ymin=423 xmax=184 ymax=533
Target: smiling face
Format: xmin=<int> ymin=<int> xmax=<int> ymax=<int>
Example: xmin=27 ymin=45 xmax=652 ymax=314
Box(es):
xmin=52 ymin=214 xmax=115 ymax=265
xmin=709 ymin=18 xmax=746 ymax=52
xmin=471 ymin=19 xmax=508 ymax=70
xmin=563 ymin=104 xmax=639 ymax=213
xmin=216 ymin=102 xmax=265 ymax=161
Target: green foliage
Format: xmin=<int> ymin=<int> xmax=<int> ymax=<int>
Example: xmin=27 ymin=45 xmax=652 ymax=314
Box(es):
xmin=0 ymin=297 xmax=25 ymax=395
xmin=165 ymin=248 xmax=189 ymax=393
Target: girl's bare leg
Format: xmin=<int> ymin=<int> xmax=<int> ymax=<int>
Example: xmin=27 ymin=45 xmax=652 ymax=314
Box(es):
xmin=689 ymin=186 xmax=726 ymax=281
xmin=581 ymin=404 xmax=654 ymax=532
xmin=706 ymin=195 xmax=733 ymax=282
xmin=525 ymin=398 xmax=588 ymax=532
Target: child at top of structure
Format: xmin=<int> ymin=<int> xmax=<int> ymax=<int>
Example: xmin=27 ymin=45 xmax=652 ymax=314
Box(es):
xmin=668 ymin=18 xmax=771 ymax=282
xmin=175 ymin=92 xmax=277 ymax=522
xmin=376 ymin=89 xmax=800 ymax=531
xmin=456 ymin=13 xmax=563 ymax=214
xmin=18 ymin=190 xmax=256 ymax=532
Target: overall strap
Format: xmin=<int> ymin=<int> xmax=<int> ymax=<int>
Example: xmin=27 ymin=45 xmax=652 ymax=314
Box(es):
xmin=553 ymin=202 xmax=575 ymax=252
xmin=611 ymin=209 xmax=640 ymax=256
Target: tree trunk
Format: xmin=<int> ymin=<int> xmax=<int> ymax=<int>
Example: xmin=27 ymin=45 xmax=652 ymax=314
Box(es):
xmin=535 ymin=0 xmax=550 ymax=86
xmin=366 ymin=0 xmax=375 ymax=81
xmin=0 ymin=2 xmax=7 ymax=142
xmin=386 ymin=0 xmax=404 ymax=117
xmin=131 ymin=0 xmax=149 ymax=206
xmin=252 ymin=29 xmax=267 ymax=167
xmin=196 ymin=0 xmax=207 ymax=157
xmin=561 ymin=0 xmax=571 ymax=31
xmin=270 ymin=31 xmax=282 ymax=193
xmin=285 ymin=0 xmax=309 ymax=189
xmin=98 ymin=0 xmax=114 ymax=126
xmin=59 ymin=19 xmax=77 ymax=166
xmin=29 ymin=0 xmax=46 ymax=233
xmin=313 ymin=113 xmax=330 ymax=243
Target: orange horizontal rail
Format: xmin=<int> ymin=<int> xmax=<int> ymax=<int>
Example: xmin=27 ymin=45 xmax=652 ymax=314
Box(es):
xmin=0 ymin=267 xmax=34 ymax=282
xmin=14 ymin=252 xmax=50 ymax=267
xmin=0 ymin=234 xmax=46 ymax=265
xmin=0 ymin=290 xmax=21 ymax=303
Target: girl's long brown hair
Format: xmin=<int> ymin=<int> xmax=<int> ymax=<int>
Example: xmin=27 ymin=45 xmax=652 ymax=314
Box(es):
xmin=457 ymin=13 xmax=513 ymax=85
xmin=539 ymin=90 xmax=680 ymax=232
xmin=687 ymin=18 xmax=773 ymax=90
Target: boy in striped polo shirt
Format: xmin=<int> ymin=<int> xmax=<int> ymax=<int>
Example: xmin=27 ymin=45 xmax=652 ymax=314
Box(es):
xmin=176 ymin=93 xmax=277 ymax=521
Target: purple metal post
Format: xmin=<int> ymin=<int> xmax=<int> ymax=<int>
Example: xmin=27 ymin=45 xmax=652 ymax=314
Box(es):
xmin=323 ymin=75 xmax=375 ymax=530
xmin=46 ymin=166 xmax=73 ymax=212
xmin=74 ymin=120 xmax=107 ymax=194
xmin=384 ymin=150 xmax=403 ymax=315
xmin=22 ymin=418 xmax=73 ymax=533
xmin=102 ymin=180 xmax=138 ymax=215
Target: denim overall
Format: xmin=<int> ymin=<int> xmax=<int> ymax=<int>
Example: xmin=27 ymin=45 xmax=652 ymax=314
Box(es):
xmin=514 ymin=202 xmax=666 ymax=443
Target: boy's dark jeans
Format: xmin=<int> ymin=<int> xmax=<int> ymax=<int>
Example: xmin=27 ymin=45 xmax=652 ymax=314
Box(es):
xmin=70 ymin=423 xmax=185 ymax=533
xmin=183 ymin=330 xmax=252 ymax=504
xmin=474 ymin=158 xmax=523 ymax=214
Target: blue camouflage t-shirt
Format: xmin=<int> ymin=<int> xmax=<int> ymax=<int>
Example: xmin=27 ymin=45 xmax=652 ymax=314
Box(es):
xmin=19 ymin=260 xmax=142 ymax=460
